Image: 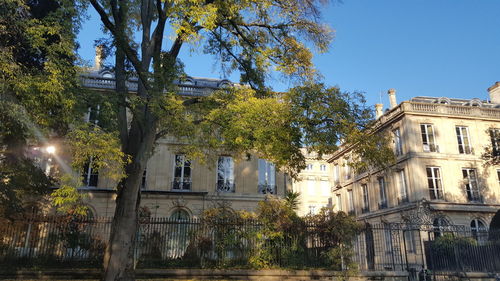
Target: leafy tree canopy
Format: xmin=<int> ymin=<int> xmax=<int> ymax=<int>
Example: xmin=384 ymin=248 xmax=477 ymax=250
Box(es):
xmin=0 ymin=0 xmax=86 ymax=218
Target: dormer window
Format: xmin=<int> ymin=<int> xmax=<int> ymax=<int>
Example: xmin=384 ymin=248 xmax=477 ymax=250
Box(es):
xmin=462 ymin=98 xmax=482 ymax=107
xmin=436 ymin=97 xmax=450 ymax=104
xmin=181 ymin=77 xmax=195 ymax=85
xmin=218 ymin=80 xmax=232 ymax=88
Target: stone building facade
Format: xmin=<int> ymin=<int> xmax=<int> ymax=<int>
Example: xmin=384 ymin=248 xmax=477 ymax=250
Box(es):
xmin=290 ymin=148 xmax=332 ymax=216
xmin=75 ymin=69 xmax=290 ymax=218
xmin=328 ymin=85 xmax=500 ymax=231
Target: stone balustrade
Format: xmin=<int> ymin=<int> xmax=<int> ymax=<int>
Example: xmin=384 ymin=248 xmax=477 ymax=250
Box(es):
xmin=80 ymin=75 xmax=216 ymax=96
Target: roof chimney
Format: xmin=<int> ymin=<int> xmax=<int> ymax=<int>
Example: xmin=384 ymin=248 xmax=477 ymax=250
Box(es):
xmin=388 ymin=88 xmax=397 ymax=109
xmin=488 ymin=82 xmax=500 ymax=104
xmin=375 ymin=103 xmax=383 ymax=119
xmin=94 ymin=45 xmax=104 ymax=70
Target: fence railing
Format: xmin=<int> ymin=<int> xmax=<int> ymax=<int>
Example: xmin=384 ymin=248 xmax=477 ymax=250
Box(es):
xmin=0 ymin=216 xmax=356 ymax=269
xmin=2 ymin=216 xmax=500 ymax=274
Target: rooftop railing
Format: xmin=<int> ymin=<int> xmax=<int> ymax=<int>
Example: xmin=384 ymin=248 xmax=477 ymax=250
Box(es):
xmin=80 ymin=75 xmax=217 ymax=96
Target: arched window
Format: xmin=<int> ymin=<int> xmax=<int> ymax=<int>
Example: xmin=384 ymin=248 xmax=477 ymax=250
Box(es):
xmin=471 ymin=219 xmax=487 ymax=242
xmin=436 ymin=97 xmax=451 ymax=105
xmin=320 ymin=164 xmax=327 ymax=171
xmin=182 ymin=77 xmax=195 ymax=85
xmin=469 ymin=98 xmax=482 ymax=107
xmin=170 ymin=209 xmax=190 ymax=221
xmin=218 ymin=80 xmax=231 ymax=88
xmin=462 ymin=98 xmax=483 ymax=107
xmin=433 ymin=217 xmax=449 ymax=238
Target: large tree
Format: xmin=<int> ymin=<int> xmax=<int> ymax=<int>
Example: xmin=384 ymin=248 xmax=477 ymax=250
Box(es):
xmin=0 ymin=0 xmax=84 ymax=219
xmin=78 ymin=0 xmax=393 ymax=280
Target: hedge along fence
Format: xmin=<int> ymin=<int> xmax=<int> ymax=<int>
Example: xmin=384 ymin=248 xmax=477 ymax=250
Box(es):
xmin=0 ymin=204 xmax=362 ymax=270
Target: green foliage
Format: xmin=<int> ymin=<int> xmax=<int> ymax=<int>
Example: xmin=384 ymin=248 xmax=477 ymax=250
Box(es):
xmin=431 ymin=233 xmax=477 ymax=256
xmin=0 ymin=0 xmax=83 ymax=133
xmin=50 ymin=174 xmax=88 ymax=215
xmin=0 ymin=0 xmax=90 ymax=217
xmin=0 ymin=99 xmax=52 ymax=219
xmin=284 ymin=191 xmax=301 ymax=211
xmin=0 ymin=157 xmax=52 ymax=219
xmin=306 ymin=208 xmax=363 ymax=248
xmin=250 ymin=197 xmax=304 ymax=268
xmin=199 ymin=206 xmax=257 ymax=268
xmin=67 ymin=124 xmax=129 ymax=182
xmin=306 ymin=208 xmax=362 ymax=271
xmin=287 ymin=83 xmax=395 ymax=171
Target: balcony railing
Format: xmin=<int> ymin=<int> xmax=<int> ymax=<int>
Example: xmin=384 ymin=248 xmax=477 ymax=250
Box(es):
xmin=171 ymin=180 xmax=192 ymax=191
xmin=80 ymin=75 xmax=216 ymax=96
xmin=331 ymin=101 xmax=500 ymax=159
xmin=258 ymin=184 xmax=276 ymax=195
xmin=217 ymin=182 xmax=235 ymax=193
xmin=403 ymin=102 xmax=500 ymax=119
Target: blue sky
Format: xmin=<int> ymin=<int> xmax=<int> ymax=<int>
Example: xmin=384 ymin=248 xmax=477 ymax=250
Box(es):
xmin=77 ymin=0 xmax=500 ymax=109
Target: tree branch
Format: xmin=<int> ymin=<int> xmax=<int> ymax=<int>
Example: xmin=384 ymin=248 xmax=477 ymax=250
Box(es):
xmin=89 ymin=0 xmax=116 ymax=33
xmin=90 ymin=0 xmax=151 ymax=94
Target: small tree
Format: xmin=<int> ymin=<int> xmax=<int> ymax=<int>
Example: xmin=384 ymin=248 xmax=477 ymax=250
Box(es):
xmin=306 ymin=208 xmax=362 ymax=270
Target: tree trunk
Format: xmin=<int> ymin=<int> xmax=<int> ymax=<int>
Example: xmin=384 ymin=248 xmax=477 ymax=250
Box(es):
xmin=102 ymin=111 xmax=157 ymax=280
xmin=102 ymin=171 xmax=141 ymax=281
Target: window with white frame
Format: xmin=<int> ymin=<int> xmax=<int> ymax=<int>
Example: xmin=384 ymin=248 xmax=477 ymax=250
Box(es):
xmin=490 ymin=129 xmax=500 ymax=156
xmin=320 ymin=164 xmax=327 ymax=171
xmin=378 ymin=177 xmax=387 ymax=209
xmin=217 ymin=156 xmax=234 ymax=192
xmin=427 ymin=167 xmax=443 ymax=200
xmin=421 ymin=124 xmax=437 ymax=152
xmin=173 ymin=155 xmax=191 ymax=191
xmin=336 ymin=194 xmax=342 ymax=211
xmin=471 ymin=219 xmax=487 ymax=242
xmin=398 ymin=169 xmax=409 ymax=203
xmin=456 ymin=126 xmax=472 ymax=154
xmin=347 ymin=189 xmax=354 ymax=214
xmin=362 ymin=184 xmax=369 ymax=212
xmin=345 ymin=161 xmax=352 ymax=180
xmin=82 ymin=158 xmax=98 ymax=187
xmin=333 ymin=164 xmax=340 ymax=184
xmin=393 ymin=128 xmax=403 ymax=156
xmin=306 ymin=163 xmax=313 ymax=170
xmin=258 ymin=159 xmax=276 ymax=194
xmin=462 ymin=168 xmax=480 ymax=202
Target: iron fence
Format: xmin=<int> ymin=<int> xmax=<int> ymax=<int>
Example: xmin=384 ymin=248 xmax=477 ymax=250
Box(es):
xmin=0 ymin=216 xmax=355 ymax=269
xmin=2 ymin=216 xmax=500 ymax=274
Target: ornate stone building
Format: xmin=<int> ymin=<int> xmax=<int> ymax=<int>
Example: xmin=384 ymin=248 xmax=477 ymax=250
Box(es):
xmin=74 ymin=68 xmax=290 ymax=218
xmin=328 ymin=85 xmax=500 ymax=231
xmin=290 ymin=148 xmax=332 ymax=216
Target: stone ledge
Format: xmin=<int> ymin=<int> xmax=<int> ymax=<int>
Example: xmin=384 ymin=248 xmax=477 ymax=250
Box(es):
xmin=0 ymin=269 xmax=409 ymax=280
